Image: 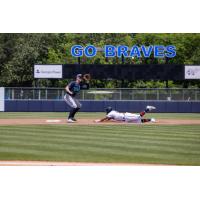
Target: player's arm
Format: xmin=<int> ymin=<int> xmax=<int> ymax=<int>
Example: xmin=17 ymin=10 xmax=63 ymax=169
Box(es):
xmin=80 ymin=74 xmax=91 ymax=90
xmin=95 ymin=117 xmax=112 ymax=123
xmin=65 ymin=83 xmax=73 ymax=95
xmin=80 ymin=82 xmax=89 ymax=90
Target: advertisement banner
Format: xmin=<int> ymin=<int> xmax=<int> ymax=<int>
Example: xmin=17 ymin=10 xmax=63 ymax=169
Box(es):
xmin=185 ymin=65 xmax=200 ymax=79
xmin=0 ymin=87 xmax=5 ymax=112
xmin=34 ymin=65 xmax=63 ymax=78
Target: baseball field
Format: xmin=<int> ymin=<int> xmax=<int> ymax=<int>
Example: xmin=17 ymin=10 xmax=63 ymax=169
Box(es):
xmin=0 ymin=112 xmax=200 ymax=166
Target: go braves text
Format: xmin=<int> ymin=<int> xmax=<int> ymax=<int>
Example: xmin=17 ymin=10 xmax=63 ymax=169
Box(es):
xmin=71 ymin=45 xmax=176 ymax=58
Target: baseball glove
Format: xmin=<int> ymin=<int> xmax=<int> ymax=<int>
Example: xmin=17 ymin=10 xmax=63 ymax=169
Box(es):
xmin=83 ymin=74 xmax=91 ymax=82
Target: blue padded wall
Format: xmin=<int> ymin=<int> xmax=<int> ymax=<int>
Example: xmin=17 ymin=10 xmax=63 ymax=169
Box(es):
xmin=4 ymin=100 xmax=200 ymax=113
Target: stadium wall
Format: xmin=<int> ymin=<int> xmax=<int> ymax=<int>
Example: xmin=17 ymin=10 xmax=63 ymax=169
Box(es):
xmin=4 ymin=100 xmax=200 ymax=113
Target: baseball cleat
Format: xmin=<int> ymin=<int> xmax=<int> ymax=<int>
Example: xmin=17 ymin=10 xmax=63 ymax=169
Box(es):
xmin=146 ymin=105 xmax=156 ymax=111
xmin=67 ymin=118 xmax=76 ymax=123
xmin=72 ymin=118 xmax=77 ymax=121
xmin=150 ymin=118 xmax=156 ymax=122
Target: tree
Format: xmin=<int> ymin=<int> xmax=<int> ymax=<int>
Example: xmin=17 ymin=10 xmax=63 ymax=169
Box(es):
xmin=0 ymin=33 xmax=200 ymax=88
xmin=0 ymin=33 xmax=57 ymax=86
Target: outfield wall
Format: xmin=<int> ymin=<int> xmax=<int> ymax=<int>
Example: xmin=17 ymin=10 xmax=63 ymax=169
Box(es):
xmin=4 ymin=100 xmax=200 ymax=113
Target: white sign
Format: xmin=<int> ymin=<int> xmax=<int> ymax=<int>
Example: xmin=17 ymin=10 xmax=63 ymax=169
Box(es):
xmin=34 ymin=65 xmax=63 ymax=78
xmin=0 ymin=87 xmax=5 ymax=112
xmin=185 ymin=65 xmax=200 ymax=79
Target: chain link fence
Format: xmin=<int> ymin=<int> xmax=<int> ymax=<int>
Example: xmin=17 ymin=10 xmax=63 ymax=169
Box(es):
xmin=4 ymin=87 xmax=200 ymax=101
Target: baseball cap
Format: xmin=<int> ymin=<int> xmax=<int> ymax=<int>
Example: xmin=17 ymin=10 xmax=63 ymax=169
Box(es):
xmin=76 ymin=74 xmax=83 ymax=79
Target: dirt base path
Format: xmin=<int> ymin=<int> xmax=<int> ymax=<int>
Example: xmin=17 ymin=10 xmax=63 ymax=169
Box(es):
xmin=0 ymin=118 xmax=200 ymax=125
xmin=0 ymin=160 xmax=168 ymax=166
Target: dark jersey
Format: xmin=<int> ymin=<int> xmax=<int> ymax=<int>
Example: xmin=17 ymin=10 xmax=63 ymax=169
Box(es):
xmin=67 ymin=81 xmax=89 ymax=97
xmin=67 ymin=81 xmax=80 ymax=97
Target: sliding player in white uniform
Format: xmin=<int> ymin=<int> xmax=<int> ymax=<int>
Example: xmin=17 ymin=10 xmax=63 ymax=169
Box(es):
xmin=95 ymin=106 xmax=156 ymax=123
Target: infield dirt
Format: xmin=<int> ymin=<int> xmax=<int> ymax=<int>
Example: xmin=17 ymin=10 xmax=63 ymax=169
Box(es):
xmin=0 ymin=118 xmax=200 ymax=125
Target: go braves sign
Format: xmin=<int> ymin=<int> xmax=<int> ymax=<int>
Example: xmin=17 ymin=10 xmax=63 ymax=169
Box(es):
xmin=71 ymin=45 xmax=176 ymax=58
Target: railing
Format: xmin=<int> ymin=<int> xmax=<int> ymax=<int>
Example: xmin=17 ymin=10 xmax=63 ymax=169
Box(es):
xmin=4 ymin=87 xmax=200 ymax=101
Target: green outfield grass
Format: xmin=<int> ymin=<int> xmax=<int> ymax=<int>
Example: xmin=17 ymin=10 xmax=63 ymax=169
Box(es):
xmin=0 ymin=112 xmax=200 ymax=165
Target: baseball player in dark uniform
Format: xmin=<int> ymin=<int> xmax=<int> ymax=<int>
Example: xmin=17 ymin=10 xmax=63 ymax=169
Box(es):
xmin=64 ymin=74 xmax=90 ymax=123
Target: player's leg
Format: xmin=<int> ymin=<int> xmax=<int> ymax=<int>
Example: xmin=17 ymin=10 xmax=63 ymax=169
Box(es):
xmin=125 ymin=113 xmax=156 ymax=123
xmin=71 ymin=98 xmax=82 ymax=120
xmin=64 ymin=94 xmax=79 ymax=122
xmin=141 ymin=118 xmax=156 ymax=123
xmin=138 ymin=106 xmax=156 ymax=123
xmin=124 ymin=113 xmax=142 ymax=123
xmin=140 ymin=105 xmax=156 ymax=117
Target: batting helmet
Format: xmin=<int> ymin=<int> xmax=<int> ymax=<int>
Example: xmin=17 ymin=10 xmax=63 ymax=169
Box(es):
xmin=105 ymin=106 xmax=112 ymax=114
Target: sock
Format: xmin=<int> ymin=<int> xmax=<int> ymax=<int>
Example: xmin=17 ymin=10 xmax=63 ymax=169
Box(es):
xmin=141 ymin=119 xmax=151 ymax=123
xmin=140 ymin=111 xmax=146 ymax=117
xmin=68 ymin=109 xmax=75 ymax=119
xmin=140 ymin=107 xmax=150 ymax=117
xmin=71 ymin=107 xmax=80 ymax=118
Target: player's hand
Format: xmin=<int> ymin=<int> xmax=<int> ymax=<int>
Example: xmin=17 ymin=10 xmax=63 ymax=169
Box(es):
xmin=94 ymin=119 xmax=101 ymax=123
